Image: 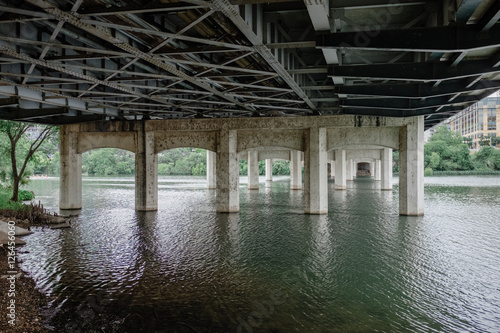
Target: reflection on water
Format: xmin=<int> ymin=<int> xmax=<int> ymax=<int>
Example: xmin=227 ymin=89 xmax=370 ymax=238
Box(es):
xmin=19 ymin=175 xmax=500 ymax=332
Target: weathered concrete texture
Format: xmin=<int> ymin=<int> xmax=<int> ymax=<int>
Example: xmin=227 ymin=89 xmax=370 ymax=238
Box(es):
xmin=304 ymin=127 xmax=328 ymax=214
xmin=346 ymin=159 xmax=354 ymax=181
xmin=78 ymin=132 xmax=136 ymax=154
xmin=60 ymin=128 xmax=82 ymax=210
xmin=381 ymin=148 xmax=393 ymax=190
xmin=155 ymin=131 xmax=217 ymax=153
xmin=136 ymin=129 xmax=158 ymax=211
xmin=327 ymin=127 xmax=400 ymax=150
xmin=335 ymin=149 xmax=346 ymax=190
xmin=216 ymin=129 xmax=239 ymax=213
xmin=206 ymin=150 xmax=216 ymax=189
xmin=248 ymin=150 xmax=259 ymax=190
xmin=399 ymin=116 xmax=424 ymax=216
xmin=238 ymin=129 xmax=304 ymax=152
xmin=265 ymin=159 xmax=273 ymax=182
xmin=374 ymin=160 xmax=381 ymax=181
xmin=290 ymin=150 xmax=303 ymax=190
xmin=330 ymin=160 xmax=335 ymax=178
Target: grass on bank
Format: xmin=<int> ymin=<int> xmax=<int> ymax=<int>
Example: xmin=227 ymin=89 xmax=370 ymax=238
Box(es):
xmin=0 ymin=186 xmax=36 ymax=221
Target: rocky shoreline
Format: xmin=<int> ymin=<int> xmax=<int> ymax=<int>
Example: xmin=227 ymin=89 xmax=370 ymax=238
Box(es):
xmin=0 ymin=245 xmax=50 ymax=332
xmin=0 ymin=212 xmax=73 ymax=333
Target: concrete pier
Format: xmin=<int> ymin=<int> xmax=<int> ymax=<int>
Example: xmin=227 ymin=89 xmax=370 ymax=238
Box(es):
xmin=381 ymin=148 xmax=393 ymax=190
xmin=58 ymin=115 xmax=424 ymax=216
xmin=59 ymin=128 xmax=82 ymax=210
xmin=399 ymin=117 xmax=424 ymax=216
xmin=335 ymin=149 xmax=347 ymax=190
xmin=290 ymin=150 xmax=303 ymax=190
xmin=216 ymin=129 xmax=239 ymax=213
xmin=207 ymin=150 xmax=216 ymax=189
xmin=247 ymin=150 xmax=259 ymax=190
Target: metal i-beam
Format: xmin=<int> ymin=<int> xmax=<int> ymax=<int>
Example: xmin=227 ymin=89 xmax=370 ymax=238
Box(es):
xmin=0 ymin=107 xmax=69 ymax=120
xmin=211 ymin=0 xmax=316 ymax=111
xmin=316 ymin=24 xmax=500 ymax=52
xmin=341 ymin=94 xmax=483 ymax=110
xmin=480 ymin=0 xmax=500 ymax=31
xmin=0 ymin=97 xmax=18 ymax=107
xmin=335 ymin=80 xmax=500 ymax=98
xmin=329 ymin=60 xmax=500 ymax=81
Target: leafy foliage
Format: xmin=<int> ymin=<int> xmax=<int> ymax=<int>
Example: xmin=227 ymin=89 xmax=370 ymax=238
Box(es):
xmin=0 ymin=120 xmax=58 ymax=201
xmin=424 ymin=126 xmax=472 ymax=171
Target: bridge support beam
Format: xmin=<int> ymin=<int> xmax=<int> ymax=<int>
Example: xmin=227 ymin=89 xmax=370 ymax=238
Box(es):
xmin=330 ymin=160 xmax=335 ymax=178
xmin=304 ymin=127 xmax=328 ymax=214
xmin=248 ymin=150 xmax=259 ymax=190
xmin=207 ymin=150 xmax=216 ymax=189
xmin=290 ymin=150 xmax=303 ymax=190
xmin=265 ymin=159 xmax=273 ymax=182
xmin=216 ymin=129 xmax=239 ymax=213
xmin=135 ymin=129 xmax=157 ymax=211
xmin=381 ymin=148 xmax=393 ymax=190
xmin=59 ymin=128 xmax=82 ymax=210
xmin=374 ymin=159 xmax=381 ymax=181
xmin=346 ymin=158 xmax=354 ymax=181
xmin=399 ymin=116 xmax=424 ymax=216
xmin=335 ymin=149 xmax=346 ymax=190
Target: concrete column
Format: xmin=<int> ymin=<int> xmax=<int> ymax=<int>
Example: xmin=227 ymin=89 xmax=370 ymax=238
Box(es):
xmin=399 ymin=116 xmax=424 ymax=216
xmin=374 ymin=159 xmax=381 ymax=181
xmin=304 ymin=127 xmax=328 ymax=214
xmin=59 ymin=127 xmax=82 ymax=210
xmin=247 ymin=150 xmax=259 ymax=190
xmin=135 ymin=128 xmax=157 ymax=211
xmin=370 ymin=161 xmax=374 ymax=177
xmin=265 ymin=159 xmax=273 ymax=181
xmin=216 ymin=129 xmax=239 ymax=213
xmin=381 ymin=148 xmax=393 ymax=190
xmin=335 ymin=149 xmax=346 ymax=190
xmin=330 ymin=160 xmax=335 ymax=178
xmin=346 ymin=159 xmax=353 ymax=181
xmin=290 ymin=150 xmax=302 ymax=190
xmin=207 ymin=150 xmax=216 ymax=189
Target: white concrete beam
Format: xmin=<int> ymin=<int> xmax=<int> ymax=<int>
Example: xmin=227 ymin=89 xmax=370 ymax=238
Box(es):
xmin=207 ymin=150 xmax=216 ymax=189
xmin=216 ymin=129 xmax=239 ymax=213
xmin=135 ymin=130 xmax=158 ymax=211
xmin=304 ymin=127 xmax=328 ymax=214
xmin=59 ymin=127 xmax=82 ymax=210
xmin=381 ymin=148 xmax=393 ymax=190
xmin=290 ymin=150 xmax=303 ymax=190
xmin=399 ymin=116 xmax=424 ymax=216
xmin=335 ymin=149 xmax=346 ymax=190
xmin=248 ymin=150 xmax=259 ymax=190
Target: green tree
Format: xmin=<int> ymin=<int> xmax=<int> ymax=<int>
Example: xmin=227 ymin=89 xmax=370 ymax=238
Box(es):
xmin=424 ymin=126 xmax=472 ymax=171
xmin=0 ymin=120 xmax=58 ymax=201
xmin=471 ymin=146 xmax=500 ymax=170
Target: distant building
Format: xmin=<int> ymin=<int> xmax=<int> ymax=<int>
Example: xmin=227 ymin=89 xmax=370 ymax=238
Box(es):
xmin=446 ymin=95 xmax=500 ymax=149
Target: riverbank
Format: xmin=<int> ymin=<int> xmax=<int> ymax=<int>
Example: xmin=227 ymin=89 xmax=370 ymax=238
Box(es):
xmin=0 ymin=247 xmax=49 ymax=332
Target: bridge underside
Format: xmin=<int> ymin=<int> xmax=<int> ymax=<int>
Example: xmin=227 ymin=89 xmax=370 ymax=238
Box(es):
xmin=0 ymin=0 xmax=499 ymax=129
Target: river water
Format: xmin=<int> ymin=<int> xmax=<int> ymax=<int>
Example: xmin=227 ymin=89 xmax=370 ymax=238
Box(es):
xmin=18 ymin=175 xmax=500 ymax=332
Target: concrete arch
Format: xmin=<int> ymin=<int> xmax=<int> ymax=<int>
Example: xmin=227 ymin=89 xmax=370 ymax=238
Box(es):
xmin=154 ymin=131 xmax=217 ymax=154
xmin=77 ymin=132 xmax=136 ymax=154
xmin=237 ymin=129 xmax=304 ymax=153
xmin=327 ymin=127 xmax=399 ymax=150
